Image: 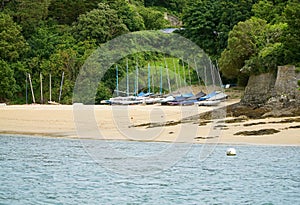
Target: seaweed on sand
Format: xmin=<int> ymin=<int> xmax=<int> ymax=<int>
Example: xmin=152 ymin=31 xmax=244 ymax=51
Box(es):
xmin=234 ymin=129 xmax=280 ymax=136
xmin=244 ymin=122 xmax=267 ymax=127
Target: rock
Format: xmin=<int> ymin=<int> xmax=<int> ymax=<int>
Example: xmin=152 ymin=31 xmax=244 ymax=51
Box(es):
xmin=262 ymin=109 xmax=294 ymax=118
xmin=242 ymin=65 xmax=300 ymax=109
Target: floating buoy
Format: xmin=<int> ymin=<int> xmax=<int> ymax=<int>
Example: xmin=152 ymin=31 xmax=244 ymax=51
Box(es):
xmin=226 ymin=148 xmax=236 ymax=156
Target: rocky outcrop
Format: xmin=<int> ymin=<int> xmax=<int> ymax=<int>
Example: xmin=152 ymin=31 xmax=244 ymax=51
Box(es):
xmin=241 ymin=65 xmax=300 ymax=108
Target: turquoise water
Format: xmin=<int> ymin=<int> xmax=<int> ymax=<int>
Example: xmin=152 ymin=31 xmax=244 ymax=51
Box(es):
xmin=0 ymin=135 xmax=299 ymax=204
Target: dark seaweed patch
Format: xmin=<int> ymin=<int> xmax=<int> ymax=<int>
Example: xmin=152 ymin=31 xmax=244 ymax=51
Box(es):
xmin=234 ymin=129 xmax=280 ymax=136
xmin=288 ymin=125 xmax=300 ymax=129
xmin=194 ymin=136 xmax=219 ymax=140
xmin=244 ymin=122 xmax=267 ymax=127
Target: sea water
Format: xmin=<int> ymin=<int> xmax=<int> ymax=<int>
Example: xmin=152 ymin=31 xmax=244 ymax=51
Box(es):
xmin=0 ymin=135 xmax=299 ymax=204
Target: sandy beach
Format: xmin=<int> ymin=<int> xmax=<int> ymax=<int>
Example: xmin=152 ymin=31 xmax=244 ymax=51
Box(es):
xmin=0 ymin=100 xmax=299 ymax=145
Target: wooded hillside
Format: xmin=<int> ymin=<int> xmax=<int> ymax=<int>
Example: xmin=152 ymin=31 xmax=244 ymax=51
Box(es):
xmin=0 ymin=0 xmax=299 ymax=104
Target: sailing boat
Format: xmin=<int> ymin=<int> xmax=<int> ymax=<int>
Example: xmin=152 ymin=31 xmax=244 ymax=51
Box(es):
xmin=107 ymin=60 xmax=145 ymax=105
xmin=194 ymin=61 xmax=227 ymax=106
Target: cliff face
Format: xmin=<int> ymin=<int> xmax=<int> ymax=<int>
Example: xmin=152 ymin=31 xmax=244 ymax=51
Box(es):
xmin=241 ymin=65 xmax=300 ymax=107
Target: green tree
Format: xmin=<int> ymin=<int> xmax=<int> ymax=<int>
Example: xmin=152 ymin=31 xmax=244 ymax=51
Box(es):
xmin=24 ymin=25 xmax=96 ymax=104
xmin=138 ymin=7 xmax=167 ymax=30
xmin=48 ymin=0 xmax=101 ymax=25
xmin=8 ymin=0 xmax=51 ymax=36
xmin=0 ymin=13 xmax=28 ymax=62
xmin=144 ymin=0 xmax=187 ymax=14
xmin=252 ymin=0 xmax=287 ymax=24
xmin=182 ymin=0 xmax=256 ymax=60
xmin=282 ymin=0 xmax=300 ymax=66
xmin=26 ymin=25 xmax=88 ymax=59
xmin=0 ymin=60 xmax=17 ymax=102
xmin=95 ymin=82 xmax=113 ymax=104
xmin=0 ymin=0 xmax=14 ymax=10
xmin=105 ymin=0 xmax=145 ymax=31
xmin=72 ymin=3 xmax=129 ymax=45
xmin=219 ymin=17 xmax=287 ymax=80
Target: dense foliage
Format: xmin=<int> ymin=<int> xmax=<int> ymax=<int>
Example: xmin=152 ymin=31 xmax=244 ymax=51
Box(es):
xmin=0 ymin=0 xmax=169 ymax=104
xmin=0 ymin=0 xmax=299 ymax=103
xmin=218 ymin=0 xmax=300 ymax=83
xmin=182 ymin=0 xmax=256 ymax=60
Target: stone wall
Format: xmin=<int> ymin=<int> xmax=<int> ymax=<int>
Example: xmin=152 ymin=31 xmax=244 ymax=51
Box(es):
xmin=296 ymin=71 xmax=300 ymax=103
xmin=274 ymin=65 xmax=298 ymax=99
xmin=241 ymin=72 xmax=276 ymax=106
xmin=241 ymin=65 xmax=300 ymax=107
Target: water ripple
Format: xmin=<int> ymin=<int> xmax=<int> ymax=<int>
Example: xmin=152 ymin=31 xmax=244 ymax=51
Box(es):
xmin=0 ymin=135 xmax=299 ymax=204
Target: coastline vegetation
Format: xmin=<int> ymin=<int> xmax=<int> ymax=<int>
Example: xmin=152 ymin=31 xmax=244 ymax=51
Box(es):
xmin=0 ymin=0 xmax=299 ymax=104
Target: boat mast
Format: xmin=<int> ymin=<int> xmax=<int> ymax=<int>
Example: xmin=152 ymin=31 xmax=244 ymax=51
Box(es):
xmin=28 ymin=73 xmax=35 ymax=104
xmin=40 ymin=73 xmax=43 ymax=104
xmin=182 ymin=58 xmax=187 ymax=88
xmin=148 ymin=63 xmax=151 ymax=93
xmin=210 ymin=60 xmax=216 ymax=91
xmin=152 ymin=66 xmax=155 ymax=94
xmin=188 ymin=60 xmax=192 ymax=86
xmin=49 ymin=73 xmax=52 ymax=102
xmin=126 ymin=59 xmax=129 ymax=97
xmin=59 ymin=72 xmax=64 ymax=103
xmin=154 ymin=62 xmax=159 ymax=94
xmin=116 ymin=65 xmax=119 ymax=96
xmin=164 ymin=58 xmax=171 ymax=93
xmin=135 ymin=63 xmax=139 ymax=95
xmin=25 ymin=73 xmax=28 ymax=104
xmin=178 ymin=59 xmax=182 ymax=88
xmin=173 ymin=58 xmax=179 ymax=91
xmin=160 ymin=65 xmax=163 ymax=95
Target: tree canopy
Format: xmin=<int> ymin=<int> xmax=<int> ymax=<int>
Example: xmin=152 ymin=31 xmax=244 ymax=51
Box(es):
xmin=0 ymin=60 xmax=17 ymax=101
xmin=72 ymin=3 xmax=129 ymax=45
xmin=218 ymin=0 xmax=299 ymax=84
xmin=0 ymin=13 xmax=28 ymax=62
xmin=219 ymin=17 xmax=287 ymax=79
xmin=182 ymin=0 xmax=256 ymax=60
xmin=0 ymin=0 xmax=299 ymax=103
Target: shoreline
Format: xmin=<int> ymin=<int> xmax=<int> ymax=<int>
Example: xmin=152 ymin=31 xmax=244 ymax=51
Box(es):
xmin=0 ymin=101 xmax=299 ymax=146
xmin=1 ymin=132 xmax=300 ymax=147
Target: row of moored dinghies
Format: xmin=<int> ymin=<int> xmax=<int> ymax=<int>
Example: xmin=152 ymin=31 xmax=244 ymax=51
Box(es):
xmin=101 ymin=90 xmax=227 ymax=106
xmin=101 ymin=58 xmax=227 ymax=106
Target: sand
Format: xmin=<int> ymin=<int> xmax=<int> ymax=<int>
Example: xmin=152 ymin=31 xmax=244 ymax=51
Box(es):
xmin=0 ymin=100 xmax=299 ymax=146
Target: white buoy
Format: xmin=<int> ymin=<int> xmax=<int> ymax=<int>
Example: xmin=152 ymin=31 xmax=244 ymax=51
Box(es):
xmin=226 ymin=148 xmax=236 ymax=156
